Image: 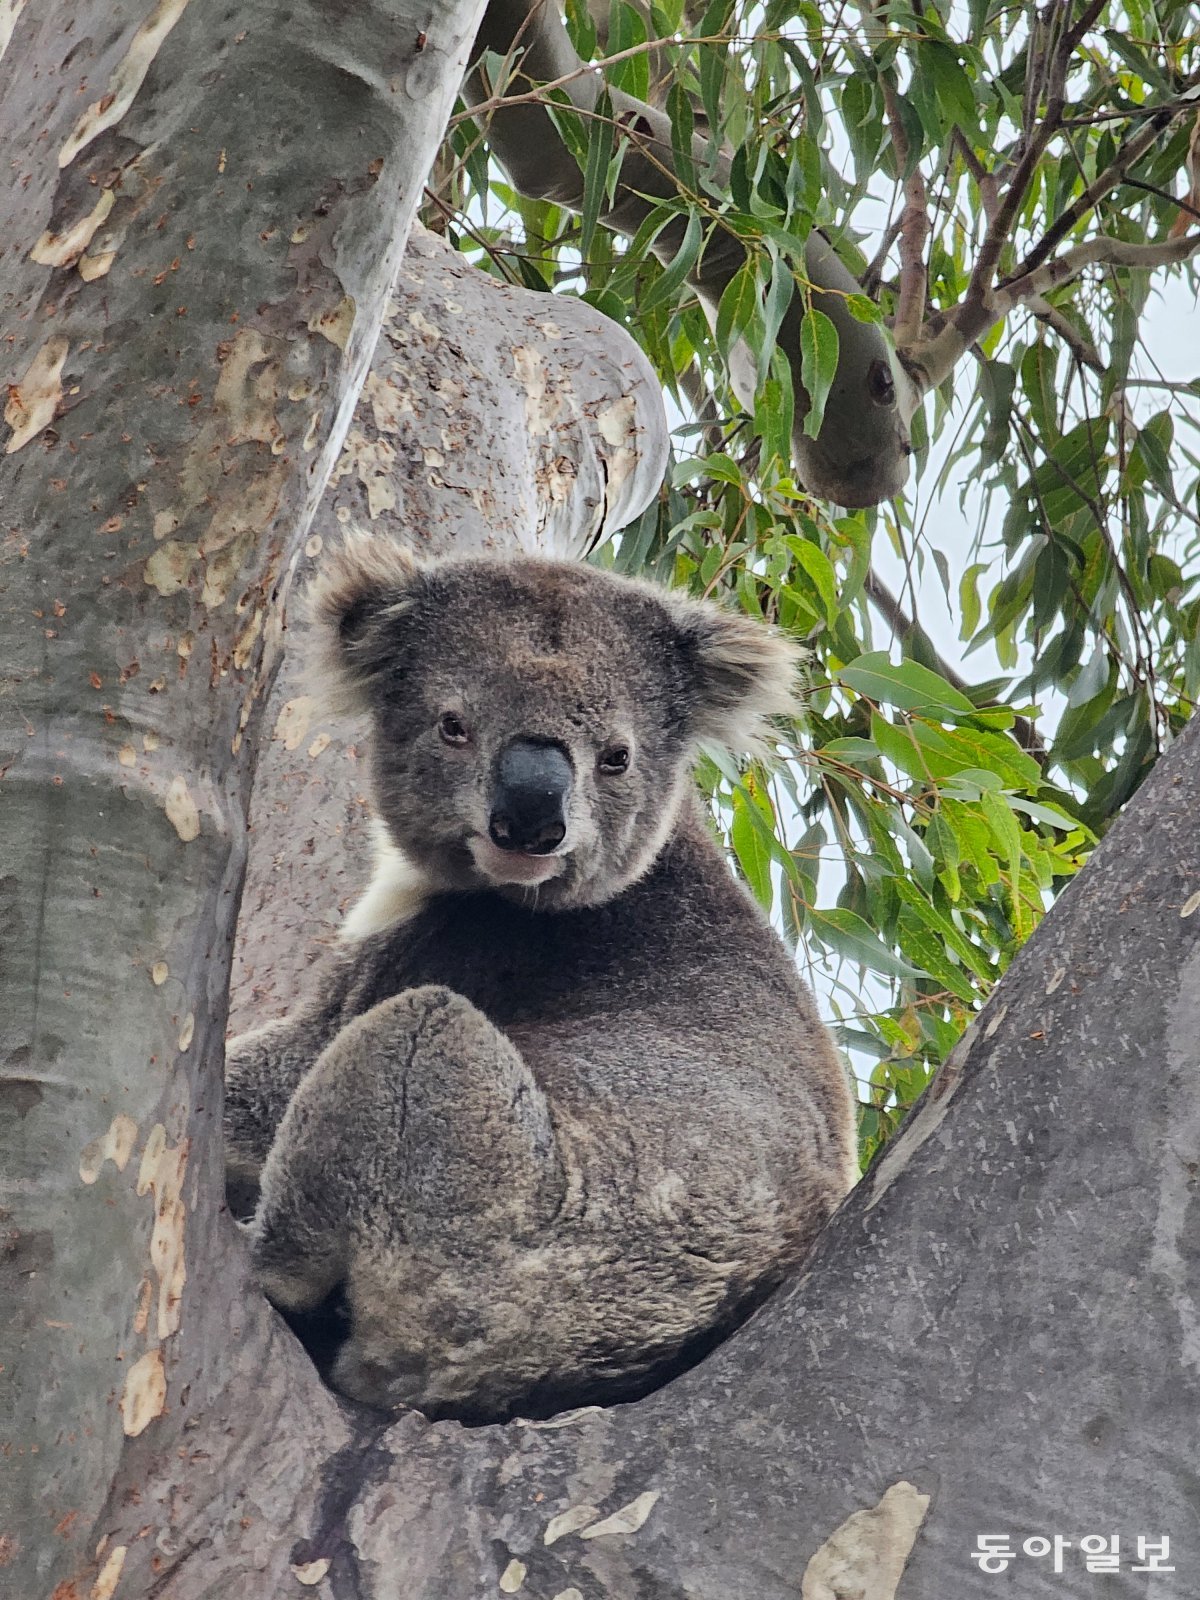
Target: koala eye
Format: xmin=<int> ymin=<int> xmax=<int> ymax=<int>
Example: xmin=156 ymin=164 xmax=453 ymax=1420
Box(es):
xmin=867 ymin=357 xmax=896 ymax=407
xmin=438 ymin=711 xmax=470 ymax=746
xmin=598 ymin=745 xmax=630 ymax=775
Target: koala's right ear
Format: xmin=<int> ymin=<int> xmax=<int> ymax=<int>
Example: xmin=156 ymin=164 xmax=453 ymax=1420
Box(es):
xmin=306 ymin=533 xmax=425 ymax=714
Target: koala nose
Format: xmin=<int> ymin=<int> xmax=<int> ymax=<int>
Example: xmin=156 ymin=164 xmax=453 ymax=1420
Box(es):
xmin=489 ymin=739 xmax=572 ymax=855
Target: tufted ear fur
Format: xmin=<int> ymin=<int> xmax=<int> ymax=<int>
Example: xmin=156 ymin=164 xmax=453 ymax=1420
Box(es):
xmin=667 ymin=595 xmax=803 ymax=755
xmin=306 ymin=532 xmax=425 ymax=714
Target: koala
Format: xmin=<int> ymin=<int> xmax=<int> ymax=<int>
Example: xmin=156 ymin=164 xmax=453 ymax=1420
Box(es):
xmin=224 ymin=542 xmax=858 ymax=1423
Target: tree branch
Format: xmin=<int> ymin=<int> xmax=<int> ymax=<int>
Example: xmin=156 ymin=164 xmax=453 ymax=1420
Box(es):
xmin=1005 ymin=100 xmax=1190 ymax=285
xmin=880 ymin=71 xmax=930 ymax=348
xmin=997 ymin=227 xmax=1200 ymax=310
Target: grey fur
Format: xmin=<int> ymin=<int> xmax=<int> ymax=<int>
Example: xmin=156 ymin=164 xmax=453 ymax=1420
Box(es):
xmin=225 ymin=547 xmax=858 ymax=1421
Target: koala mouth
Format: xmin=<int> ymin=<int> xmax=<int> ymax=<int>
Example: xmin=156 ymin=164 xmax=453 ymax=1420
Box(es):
xmin=468 ymin=835 xmax=567 ymax=889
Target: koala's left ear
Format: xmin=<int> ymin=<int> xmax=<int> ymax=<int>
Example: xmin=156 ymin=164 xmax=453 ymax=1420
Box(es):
xmin=306 ymin=532 xmax=425 ymax=713
xmin=668 ymin=596 xmax=803 ymax=754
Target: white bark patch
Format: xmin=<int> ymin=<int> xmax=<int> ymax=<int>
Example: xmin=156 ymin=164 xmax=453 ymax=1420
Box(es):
xmin=800 ymin=1480 xmax=931 ymax=1600
xmin=91 ymin=1542 xmax=127 ymax=1600
xmin=144 ymin=541 xmax=199 ymax=596
xmin=291 ymin=1558 xmax=331 ymax=1586
xmin=178 ymin=1013 xmax=194 ymax=1051
xmin=407 ymin=308 xmax=442 ymax=344
xmin=514 ymin=345 xmax=564 ymax=436
xmin=551 ymin=1592 xmax=584 ymax=1600
xmin=1180 ymin=888 xmax=1200 ymax=918
xmin=79 ymin=1113 xmax=139 ymax=1185
xmin=4 ymin=336 xmax=68 ymax=454
xmin=79 ymin=250 xmax=117 ymax=282
xmin=30 ymin=188 xmax=114 ymax=268
xmin=117 ymin=744 xmax=137 ymax=768
xmin=543 ymin=1504 xmax=600 ymax=1545
xmin=498 ymin=1558 xmax=526 ymax=1592
xmin=232 ymin=606 xmax=264 ymax=670
xmin=273 ymin=696 xmax=315 ymax=751
xmin=983 ymin=1003 xmax=1008 ymax=1038
xmin=119 ymin=1348 xmax=166 ymax=1436
xmin=151 ymin=961 xmax=169 ymax=985
xmin=58 ymin=0 xmax=192 ymax=169
xmin=578 ymin=1490 xmax=660 ymax=1540
xmin=0 ymin=0 xmax=29 ymax=62
xmin=594 ymin=394 xmax=638 ymax=505
xmin=308 ymin=295 xmax=356 ymax=350
xmin=137 ymin=1123 xmax=189 ymax=1338
xmin=363 ymin=370 xmax=415 ymax=433
xmin=164 ymin=775 xmax=200 ymax=841
xmin=133 ymin=1277 xmax=153 ymax=1335
xmin=307 ymin=732 xmax=330 ymax=759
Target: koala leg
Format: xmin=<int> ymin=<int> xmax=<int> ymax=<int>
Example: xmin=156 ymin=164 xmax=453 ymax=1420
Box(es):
xmin=248 ymin=985 xmax=565 ymax=1406
xmin=224 ymin=1015 xmax=334 ymax=1221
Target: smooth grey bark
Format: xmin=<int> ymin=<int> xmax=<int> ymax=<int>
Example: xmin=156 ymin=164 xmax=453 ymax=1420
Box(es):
xmin=0 ymin=1 xmax=485 ymax=1594
xmin=470 ymin=0 xmax=918 ymax=508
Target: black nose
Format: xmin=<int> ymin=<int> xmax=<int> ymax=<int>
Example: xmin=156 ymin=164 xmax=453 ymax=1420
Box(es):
xmin=489 ymin=739 xmax=572 ymax=855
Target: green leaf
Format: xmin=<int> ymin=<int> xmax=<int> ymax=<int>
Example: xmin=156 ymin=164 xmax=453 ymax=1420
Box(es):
xmin=840 ymin=652 xmax=979 ymax=719
xmin=784 ymin=536 xmax=838 ymax=626
xmin=666 ymin=81 xmax=696 ymax=195
xmin=579 ymin=90 xmax=616 ymax=267
xmin=755 ymin=353 xmax=795 ymax=468
xmin=799 ymin=307 xmax=839 ymax=440
xmin=640 ymin=209 xmax=703 ymax=312
xmin=714 ymin=261 xmax=759 ymax=365
xmin=606 ymin=0 xmax=649 ymax=100
xmin=845 ymin=293 xmax=883 ymax=323
xmin=731 ymin=787 xmax=775 ymax=909
xmin=808 ymin=907 xmax=923 ymax=980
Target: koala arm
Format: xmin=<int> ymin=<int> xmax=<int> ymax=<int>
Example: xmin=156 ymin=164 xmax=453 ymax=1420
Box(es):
xmin=224 ymin=1006 xmax=342 ymax=1219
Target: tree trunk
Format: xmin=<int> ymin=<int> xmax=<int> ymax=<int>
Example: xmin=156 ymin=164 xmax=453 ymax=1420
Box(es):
xmin=0 ymin=3 xmax=485 ymax=1594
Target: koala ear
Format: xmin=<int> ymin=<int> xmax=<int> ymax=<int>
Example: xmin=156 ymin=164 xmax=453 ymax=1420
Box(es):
xmin=306 ymin=532 xmax=424 ymax=714
xmin=667 ymin=596 xmax=803 ymax=754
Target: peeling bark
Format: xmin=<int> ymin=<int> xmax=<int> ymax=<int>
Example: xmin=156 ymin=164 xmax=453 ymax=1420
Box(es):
xmin=0 ymin=1 xmax=485 ymax=1593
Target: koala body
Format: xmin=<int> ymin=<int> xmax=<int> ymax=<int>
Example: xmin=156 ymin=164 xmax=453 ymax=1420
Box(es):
xmin=225 ymin=547 xmax=857 ymax=1422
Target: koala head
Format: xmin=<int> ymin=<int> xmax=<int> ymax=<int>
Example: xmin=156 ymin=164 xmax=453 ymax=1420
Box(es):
xmin=310 ymin=539 xmax=800 ymax=911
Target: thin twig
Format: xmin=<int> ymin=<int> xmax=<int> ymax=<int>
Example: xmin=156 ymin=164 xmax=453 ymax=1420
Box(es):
xmin=879 ymin=72 xmax=930 ymax=346
xmin=1024 ymin=295 xmax=1104 ymax=372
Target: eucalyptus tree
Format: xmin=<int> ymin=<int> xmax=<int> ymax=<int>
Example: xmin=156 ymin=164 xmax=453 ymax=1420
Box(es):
xmin=2 ymin=2 xmax=1199 ymax=1597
